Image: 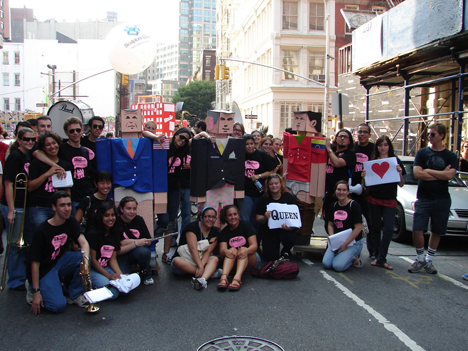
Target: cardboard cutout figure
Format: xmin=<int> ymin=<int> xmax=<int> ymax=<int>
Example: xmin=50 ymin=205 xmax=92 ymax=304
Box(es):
xmin=121 ymin=109 xmax=143 ymax=138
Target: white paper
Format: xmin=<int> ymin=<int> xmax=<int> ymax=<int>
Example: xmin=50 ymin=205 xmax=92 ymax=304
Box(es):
xmin=363 ymin=157 xmax=400 ymax=187
xmin=83 ymin=287 xmax=113 ymax=303
xmin=327 ymin=228 xmax=355 ymax=252
xmin=266 ymin=203 xmax=302 ymax=229
xmin=51 ymin=171 xmax=73 ymax=188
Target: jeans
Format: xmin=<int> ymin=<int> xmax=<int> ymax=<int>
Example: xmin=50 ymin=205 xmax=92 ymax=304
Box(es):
xmin=37 ymin=251 xmax=82 ymax=313
xmin=90 ymin=267 xmax=120 ymax=299
xmin=118 ymin=246 xmax=152 ymax=280
xmin=369 ymin=203 xmax=396 ymax=264
xmin=28 ymin=206 xmax=54 ymax=232
xmin=0 ymin=204 xmax=33 ymax=289
xmin=352 ymin=195 xmax=375 ymax=256
xmin=237 ymin=196 xmax=259 ymax=228
xmin=322 ymin=239 xmax=363 ymax=272
xmin=157 ymin=189 xmax=180 ymax=233
xmin=179 ymin=187 xmax=191 ymax=233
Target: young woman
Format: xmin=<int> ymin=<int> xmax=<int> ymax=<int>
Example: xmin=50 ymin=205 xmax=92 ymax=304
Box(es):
xmin=362 ymin=136 xmax=405 ymax=270
xmin=261 ymin=137 xmax=283 ymax=175
xmin=28 ymin=132 xmax=73 ymax=230
xmin=87 ymin=202 xmax=124 ymax=299
xmin=259 ymin=137 xmax=274 ymax=155
xmin=217 ymin=205 xmax=259 ymax=291
xmin=143 ymin=121 xmax=157 ymax=134
xmin=231 ymin=122 xmax=245 ymax=139
xmin=115 ymin=196 xmax=154 ymax=285
xmin=256 ymin=174 xmax=298 ymax=260
xmin=322 ymin=180 xmax=363 ymax=272
xmin=171 ymin=207 xmax=220 ymax=290
xmin=251 ymin=130 xmax=263 ymax=149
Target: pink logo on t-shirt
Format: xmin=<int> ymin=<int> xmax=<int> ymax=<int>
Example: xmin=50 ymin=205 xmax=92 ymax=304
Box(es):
xmin=98 ymin=245 xmax=115 ymax=267
xmin=24 ymin=162 xmax=30 ymax=175
xmin=83 ymin=147 xmax=95 ymax=160
xmin=168 ymin=157 xmax=181 ymax=173
xmin=72 ymin=156 xmax=88 ymax=180
xmin=245 ymin=160 xmax=260 ymax=177
xmin=229 ymin=236 xmax=246 ymax=248
xmin=334 ymin=210 xmax=348 ymax=221
xmin=50 ymin=233 xmax=68 ymax=260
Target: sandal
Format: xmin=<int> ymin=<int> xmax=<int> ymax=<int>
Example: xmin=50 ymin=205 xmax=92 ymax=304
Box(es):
xmin=228 ymin=278 xmax=242 ymax=291
xmin=217 ymin=274 xmax=229 ymax=290
xmin=371 ymin=260 xmax=393 ymax=270
xmin=352 ymin=258 xmax=363 ymax=268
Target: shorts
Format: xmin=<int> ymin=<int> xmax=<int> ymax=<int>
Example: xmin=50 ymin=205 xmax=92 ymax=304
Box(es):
xmin=413 ymin=198 xmax=451 ymax=235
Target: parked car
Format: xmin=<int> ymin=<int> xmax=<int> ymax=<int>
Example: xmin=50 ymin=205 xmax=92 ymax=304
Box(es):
xmin=392 ymin=156 xmax=468 ymax=242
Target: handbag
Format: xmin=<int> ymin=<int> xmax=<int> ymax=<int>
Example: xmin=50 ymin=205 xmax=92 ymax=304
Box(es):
xmin=177 ymin=239 xmax=210 ymax=266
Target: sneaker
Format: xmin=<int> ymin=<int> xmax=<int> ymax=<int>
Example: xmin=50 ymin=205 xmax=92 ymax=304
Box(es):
xmin=424 ymin=261 xmax=438 ymax=274
xmin=210 ymin=268 xmax=223 ymax=279
xmin=162 ymin=252 xmax=172 ymax=265
xmin=67 ymin=294 xmax=90 ymax=308
xmin=25 ymin=281 xmax=33 ymax=305
xmin=171 ymin=236 xmax=178 ymax=247
xmin=191 ymin=277 xmax=207 ymax=290
xmin=408 ymin=260 xmax=427 ymax=273
xmin=143 ymin=278 xmax=154 ymax=285
xmin=462 ymin=273 xmax=468 ymax=281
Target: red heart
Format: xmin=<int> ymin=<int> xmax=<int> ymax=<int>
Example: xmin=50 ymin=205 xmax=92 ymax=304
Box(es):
xmin=372 ymin=162 xmax=390 ymax=179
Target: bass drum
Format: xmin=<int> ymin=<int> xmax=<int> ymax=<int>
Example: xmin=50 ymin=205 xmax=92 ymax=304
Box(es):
xmin=47 ymin=100 xmax=94 ymax=139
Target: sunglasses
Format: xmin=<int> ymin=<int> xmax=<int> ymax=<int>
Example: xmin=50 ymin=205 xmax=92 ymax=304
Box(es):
xmin=428 ymin=132 xmax=437 ymax=137
xmin=268 ymin=174 xmax=280 ymax=179
xmin=21 ymin=137 xmax=35 ymax=142
xmin=68 ymin=128 xmax=82 ymax=134
xmin=92 ymin=124 xmax=104 ymax=130
xmin=178 ymin=135 xmax=188 ymax=143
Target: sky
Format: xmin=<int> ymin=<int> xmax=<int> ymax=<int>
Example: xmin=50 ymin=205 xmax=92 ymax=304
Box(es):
xmin=9 ymin=0 xmax=180 ymax=42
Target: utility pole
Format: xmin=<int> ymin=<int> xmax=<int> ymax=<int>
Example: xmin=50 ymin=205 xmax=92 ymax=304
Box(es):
xmin=47 ymin=64 xmax=57 ymax=106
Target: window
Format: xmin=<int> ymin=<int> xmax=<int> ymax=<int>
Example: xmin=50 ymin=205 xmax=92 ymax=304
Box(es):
xmin=204 ymin=24 xmax=211 ymax=35
xmin=204 ymin=71 xmax=211 ymax=80
xmin=308 ymin=51 xmax=325 ymax=80
xmin=282 ymin=50 xmax=299 ymax=80
xmin=345 ymin=5 xmax=359 ymax=34
xmin=204 ymin=0 xmax=211 ymax=9
xmin=204 ymin=10 xmax=211 ymax=22
xmin=3 ymin=72 xmax=8 ymax=86
xmin=14 ymin=52 xmax=20 ymax=65
xmin=205 ymin=56 xmax=212 ymax=66
xmin=3 ymin=98 xmax=10 ymax=111
xmin=192 ymin=9 xmax=202 ymax=21
xmin=372 ymin=6 xmax=386 ymax=14
xmin=14 ymin=73 xmax=20 ymax=86
xmin=309 ymin=2 xmax=324 ymax=30
xmin=2 ymin=51 xmax=8 ymax=65
xmin=283 ymin=2 xmax=298 ymax=30
xmin=15 ymin=98 xmax=21 ymax=111
xmin=280 ymin=102 xmax=301 ymax=131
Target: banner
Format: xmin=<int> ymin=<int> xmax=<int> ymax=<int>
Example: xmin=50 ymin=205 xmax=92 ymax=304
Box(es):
xmin=266 ymin=203 xmax=302 ymax=229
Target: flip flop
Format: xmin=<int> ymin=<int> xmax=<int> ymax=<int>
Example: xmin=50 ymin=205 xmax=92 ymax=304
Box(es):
xmin=372 ymin=261 xmax=394 ymax=270
xmin=217 ymin=274 xmax=229 ymax=290
xmin=228 ymin=278 xmax=242 ymax=291
xmin=353 ymin=259 xmax=363 ymax=268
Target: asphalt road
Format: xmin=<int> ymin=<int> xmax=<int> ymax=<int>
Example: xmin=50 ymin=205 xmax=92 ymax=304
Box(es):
xmin=1 ymin=218 xmax=468 ymax=351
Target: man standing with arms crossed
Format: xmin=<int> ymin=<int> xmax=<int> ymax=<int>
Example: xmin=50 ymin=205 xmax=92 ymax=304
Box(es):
xmin=409 ymin=122 xmax=458 ymax=274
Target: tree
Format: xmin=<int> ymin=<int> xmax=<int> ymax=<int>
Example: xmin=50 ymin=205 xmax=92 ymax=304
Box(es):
xmin=172 ymin=80 xmax=216 ymax=125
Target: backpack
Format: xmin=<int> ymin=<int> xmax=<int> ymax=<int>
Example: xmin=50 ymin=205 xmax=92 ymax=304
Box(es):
xmin=251 ymin=257 xmax=299 ymax=279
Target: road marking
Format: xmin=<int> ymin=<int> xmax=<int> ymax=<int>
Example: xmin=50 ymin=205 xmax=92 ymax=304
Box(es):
xmin=338 ymin=273 xmax=354 ymax=284
xmin=399 ymin=256 xmax=468 ymax=291
xmin=321 ymin=270 xmax=425 ymax=351
xmin=386 ymin=271 xmax=433 ymax=289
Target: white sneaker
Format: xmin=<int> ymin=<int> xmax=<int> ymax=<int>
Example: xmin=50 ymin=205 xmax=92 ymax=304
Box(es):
xmin=67 ymin=294 xmax=90 ymax=308
xmin=210 ymin=268 xmax=223 ymax=279
xmin=143 ymin=278 xmax=154 ymax=285
xmin=25 ymin=281 xmax=33 ymax=305
xmin=191 ymin=277 xmax=207 ymax=290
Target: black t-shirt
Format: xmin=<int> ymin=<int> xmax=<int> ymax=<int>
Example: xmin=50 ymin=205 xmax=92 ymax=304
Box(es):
xmin=414 ymin=147 xmax=458 ymax=200
xmin=179 ymin=154 xmax=191 ymax=189
xmin=115 ymin=215 xmax=151 ymax=241
xmin=461 ymin=158 xmax=468 ymax=172
xmin=325 ymin=148 xmax=356 ymax=193
xmin=1 ymin=148 xmax=31 ymax=207
xmin=28 ymin=158 xmax=73 ymax=207
xmin=352 ymin=142 xmax=374 ymax=186
xmin=219 ymin=220 xmax=256 ymax=249
xmin=244 ymin=150 xmax=276 ymax=198
xmin=86 ymin=228 xmax=121 ymax=268
xmin=80 ymin=135 xmax=98 ymax=180
xmin=328 ymin=200 xmax=363 ymax=241
xmin=174 ymin=221 xmax=220 ymax=257
xmin=167 ymin=149 xmax=187 ymax=192
xmin=27 ymin=217 xmax=81 ymax=279
xmin=77 ymin=194 xmax=113 ymax=233
xmin=59 ymin=143 xmax=94 ymax=202
xmin=368 ymin=157 xmax=406 ymax=200
xmin=256 ymin=192 xmax=298 ymax=236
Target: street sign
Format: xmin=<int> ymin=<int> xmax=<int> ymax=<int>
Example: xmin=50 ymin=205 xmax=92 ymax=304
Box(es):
xmin=245 ymin=114 xmax=258 ymax=119
xmin=36 ymin=103 xmax=48 ymax=107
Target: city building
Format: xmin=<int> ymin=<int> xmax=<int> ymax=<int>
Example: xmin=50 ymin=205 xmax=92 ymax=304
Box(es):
xmin=0 ymin=0 xmax=11 ymax=48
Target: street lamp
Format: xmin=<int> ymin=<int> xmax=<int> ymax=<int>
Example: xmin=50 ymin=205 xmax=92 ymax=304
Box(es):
xmin=47 ymin=64 xmax=57 ymax=106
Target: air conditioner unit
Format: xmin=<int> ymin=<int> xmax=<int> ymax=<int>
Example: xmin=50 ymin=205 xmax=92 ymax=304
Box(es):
xmin=314 ymin=74 xmax=326 ymax=82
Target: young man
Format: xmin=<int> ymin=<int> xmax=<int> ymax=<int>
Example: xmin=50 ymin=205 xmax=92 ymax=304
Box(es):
xmin=59 ymin=117 xmax=94 ymax=215
xmin=194 ymin=120 xmax=207 ymax=134
xmin=409 ymin=122 xmax=458 ymax=274
xmin=352 ymin=123 xmax=376 ymax=259
xmin=81 ymin=116 xmax=105 ymax=178
xmin=37 ymin=116 xmax=53 ymax=135
xmin=27 ymin=191 xmax=90 ymax=314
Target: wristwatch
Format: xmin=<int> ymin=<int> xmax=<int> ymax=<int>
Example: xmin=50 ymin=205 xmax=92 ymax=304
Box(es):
xmin=32 ymin=287 xmax=41 ymax=293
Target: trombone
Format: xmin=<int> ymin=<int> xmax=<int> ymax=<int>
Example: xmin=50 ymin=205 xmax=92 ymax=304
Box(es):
xmin=0 ymin=173 xmax=29 ymax=291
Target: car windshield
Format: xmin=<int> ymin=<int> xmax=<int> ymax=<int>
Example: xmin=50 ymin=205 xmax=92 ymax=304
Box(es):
xmin=403 ymin=160 xmax=467 ymax=187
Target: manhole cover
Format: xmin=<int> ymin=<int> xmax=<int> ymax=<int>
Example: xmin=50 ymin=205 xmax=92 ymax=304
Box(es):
xmin=198 ymin=336 xmax=284 ymax=351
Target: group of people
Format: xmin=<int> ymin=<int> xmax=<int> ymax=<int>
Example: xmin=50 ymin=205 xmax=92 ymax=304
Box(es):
xmin=0 ymin=113 xmax=463 ymax=314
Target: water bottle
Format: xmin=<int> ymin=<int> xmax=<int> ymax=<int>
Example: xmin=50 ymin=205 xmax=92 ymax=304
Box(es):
xmin=254 ymin=179 xmax=264 ymax=193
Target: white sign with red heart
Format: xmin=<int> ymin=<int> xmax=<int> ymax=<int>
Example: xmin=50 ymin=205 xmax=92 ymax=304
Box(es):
xmin=363 ymin=157 xmax=400 ymax=186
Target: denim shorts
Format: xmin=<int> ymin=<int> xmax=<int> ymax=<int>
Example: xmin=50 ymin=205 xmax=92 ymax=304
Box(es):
xmin=413 ymin=198 xmax=451 ymax=235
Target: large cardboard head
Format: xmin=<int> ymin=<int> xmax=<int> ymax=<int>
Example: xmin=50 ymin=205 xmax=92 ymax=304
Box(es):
xmin=206 ymin=110 xmax=235 ymax=135
xmin=293 ymin=111 xmax=322 ymax=133
xmin=121 ymin=109 xmax=142 ymax=132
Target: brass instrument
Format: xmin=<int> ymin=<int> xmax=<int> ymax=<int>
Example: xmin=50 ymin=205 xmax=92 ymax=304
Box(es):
xmin=80 ymin=252 xmax=100 ymax=313
xmin=0 ymin=173 xmax=29 ymax=291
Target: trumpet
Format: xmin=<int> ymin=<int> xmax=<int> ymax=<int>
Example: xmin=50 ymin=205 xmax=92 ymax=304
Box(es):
xmin=0 ymin=173 xmax=28 ymax=291
xmin=80 ymin=252 xmax=100 ymax=313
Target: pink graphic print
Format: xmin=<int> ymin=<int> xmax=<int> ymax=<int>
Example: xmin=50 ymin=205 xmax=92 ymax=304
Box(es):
xmin=182 ymin=155 xmax=191 ymax=169
xmin=83 ymin=147 xmax=95 ymax=160
xmin=355 ymin=153 xmax=369 ymax=172
xmin=245 ymin=160 xmax=260 ymax=177
xmin=123 ymin=229 xmax=140 ymax=240
xmin=229 ymin=236 xmax=246 ymax=248
xmin=72 ymin=156 xmax=88 ymax=179
xmin=50 ymin=233 xmax=68 ymax=260
xmin=44 ymin=176 xmax=56 ymax=193
xmin=168 ymin=157 xmax=181 ymax=173
xmin=24 ymin=162 xmax=30 ymax=175
xmin=371 ymin=162 xmax=390 ymax=179
xmin=334 ymin=210 xmax=348 ymax=229
xmin=98 ymin=245 xmax=115 ymax=267
xmin=326 ymin=158 xmax=334 ymax=174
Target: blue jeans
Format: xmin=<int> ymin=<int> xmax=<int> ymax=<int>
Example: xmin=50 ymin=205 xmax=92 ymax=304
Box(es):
xmin=179 ymin=187 xmax=191 ymax=233
xmin=0 ymin=204 xmax=33 ymax=289
xmin=322 ymin=239 xmax=363 ymax=272
xmin=118 ymin=246 xmax=152 ymax=280
xmin=369 ymin=203 xmax=396 ymax=264
xmin=237 ymin=196 xmax=259 ymax=228
xmin=37 ymin=251 xmax=82 ymax=313
xmin=157 ymin=189 xmax=180 ymax=233
xmin=90 ymin=267 xmax=120 ymax=299
xmin=28 ymin=206 xmax=54 ymax=232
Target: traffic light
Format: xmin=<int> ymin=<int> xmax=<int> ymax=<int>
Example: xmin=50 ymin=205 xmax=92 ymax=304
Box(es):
xmin=214 ymin=65 xmax=220 ymax=80
xmin=221 ymin=65 xmax=230 ymax=80
xmin=122 ymin=74 xmax=129 ymax=85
